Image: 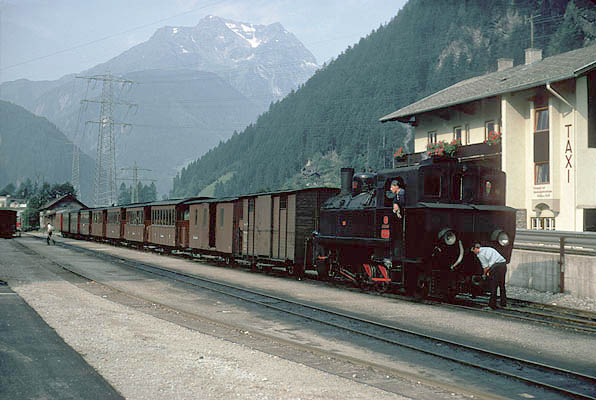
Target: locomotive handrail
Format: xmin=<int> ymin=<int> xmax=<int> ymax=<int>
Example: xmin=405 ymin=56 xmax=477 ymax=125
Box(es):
xmin=514 ymin=229 xmax=596 ymax=256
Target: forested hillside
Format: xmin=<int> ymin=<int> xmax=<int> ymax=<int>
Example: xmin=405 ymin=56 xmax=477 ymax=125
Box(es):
xmin=172 ymin=0 xmax=595 ymax=198
xmin=0 ymin=100 xmax=94 ymax=202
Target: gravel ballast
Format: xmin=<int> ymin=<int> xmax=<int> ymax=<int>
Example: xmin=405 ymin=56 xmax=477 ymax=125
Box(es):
xmin=0 ymin=241 xmax=410 ymax=400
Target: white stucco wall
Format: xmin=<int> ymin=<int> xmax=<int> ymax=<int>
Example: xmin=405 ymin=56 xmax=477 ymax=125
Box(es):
xmin=501 ymin=92 xmax=529 ymax=211
xmin=574 ymin=76 xmax=596 ymax=229
xmin=413 ymin=97 xmax=500 ymax=153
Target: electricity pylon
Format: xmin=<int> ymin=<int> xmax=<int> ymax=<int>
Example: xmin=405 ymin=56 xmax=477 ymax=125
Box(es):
xmin=119 ymin=162 xmax=156 ymax=204
xmin=76 ymin=72 xmax=136 ymax=206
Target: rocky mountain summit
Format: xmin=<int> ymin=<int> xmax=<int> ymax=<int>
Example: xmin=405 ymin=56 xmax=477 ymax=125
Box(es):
xmin=91 ymin=15 xmax=318 ymax=107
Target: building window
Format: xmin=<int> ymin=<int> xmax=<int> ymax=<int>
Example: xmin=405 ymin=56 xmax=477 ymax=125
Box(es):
xmin=453 ymin=126 xmax=462 ymax=142
xmin=194 ymin=209 xmax=198 ymax=225
xmin=219 ymin=208 xmax=225 ymax=227
xmin=464 ymin=124 xmax=470 ymax=145
xmin=585 ymin=209 xmax=596 ymax=232
xmin=530 ymin=217 xmax=555 ymax=231
xmin=485 ymin=121 xmax=498 ymax=141
xmin=534 ymin=107 xmax=549 ymax=184
xmin=427 ymin=131 xmax=437 ymax=144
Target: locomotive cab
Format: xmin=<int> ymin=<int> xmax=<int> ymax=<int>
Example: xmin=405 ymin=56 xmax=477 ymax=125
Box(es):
xmin=314 ymin=157 xmax=516 ymax=299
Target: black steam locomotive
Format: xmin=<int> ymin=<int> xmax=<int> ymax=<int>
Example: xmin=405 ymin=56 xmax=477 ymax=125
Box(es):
xmin=312 ymin=157 xmax=516 ymax=299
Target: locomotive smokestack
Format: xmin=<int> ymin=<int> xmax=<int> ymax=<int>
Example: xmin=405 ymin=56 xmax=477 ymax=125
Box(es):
xmin=340 ymin=168 xmax=354 ymax=196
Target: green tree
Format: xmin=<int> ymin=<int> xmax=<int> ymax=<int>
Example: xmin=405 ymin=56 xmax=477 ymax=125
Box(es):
xmin=0 ymin=183 xmax=15 ymax=196
xmin=118 ymin=183 xmax=131 ymax=205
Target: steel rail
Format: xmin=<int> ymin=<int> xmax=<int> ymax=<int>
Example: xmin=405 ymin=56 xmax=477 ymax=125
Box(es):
xmin=13 ymin=239 xmax=510 ymax=400
xmin=34 ymin=237 xmax=596 ymax=400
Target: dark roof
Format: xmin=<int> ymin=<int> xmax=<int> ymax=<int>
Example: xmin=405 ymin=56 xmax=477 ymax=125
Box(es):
xmin=146 ymin=196 xmax=212 ymax=207
xmin=184 ymin=197 xmax=238 ymax=205
xmin=237 ymin=186 xmax=340 ymax=198
xmin=380 ymin=45 xmax=596 ymax=122
xmin=39 ymin=194 xmax=87 ymax=211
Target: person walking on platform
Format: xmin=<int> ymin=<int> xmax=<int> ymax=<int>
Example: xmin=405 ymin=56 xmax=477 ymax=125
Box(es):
xmin=471 ymin=243 xmax=507 ymax=309
xmin=46 ymin=222 xmax=55 ymax=245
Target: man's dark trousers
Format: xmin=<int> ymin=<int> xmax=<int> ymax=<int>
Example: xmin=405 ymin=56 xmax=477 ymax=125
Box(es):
xmin=488 ymin=262 xmax=507 ymax=308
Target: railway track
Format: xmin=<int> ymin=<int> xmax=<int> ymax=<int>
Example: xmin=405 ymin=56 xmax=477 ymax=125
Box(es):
xmin=28 ymin=232 xmax=596 ymax=332
xmin=26 ymin=236 xmax=596 ymax=400
xmin=455 ymin=297 xmax=596 ymax=334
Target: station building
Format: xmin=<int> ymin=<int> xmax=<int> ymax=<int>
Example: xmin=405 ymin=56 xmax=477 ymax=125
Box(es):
xmin=39 ymin=194 xmax=86 ymax=229
xmin=381 ymin=45 xmax=596 ymax=232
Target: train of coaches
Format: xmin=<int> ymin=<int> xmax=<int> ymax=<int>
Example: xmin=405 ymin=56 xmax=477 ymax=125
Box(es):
xmin=46 ymin=157 xmax=516 ymax=299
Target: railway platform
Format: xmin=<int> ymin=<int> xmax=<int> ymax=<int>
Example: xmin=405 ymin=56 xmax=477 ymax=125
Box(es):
xmin=0 ymin=279 xmax=122 ymax=399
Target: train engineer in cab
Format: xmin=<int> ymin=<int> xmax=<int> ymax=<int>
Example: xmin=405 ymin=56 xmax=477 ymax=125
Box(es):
xmin=389 ymin=178 xmax=405 ymax=218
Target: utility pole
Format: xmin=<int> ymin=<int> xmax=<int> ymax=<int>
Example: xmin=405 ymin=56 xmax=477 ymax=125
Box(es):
xmin=71 ymin=144 xmax=80 ymax=197
xmin=76 ymin=73 xmax=136 ymax=206
xmin=119 ymin=162 xmax=156 ymax=204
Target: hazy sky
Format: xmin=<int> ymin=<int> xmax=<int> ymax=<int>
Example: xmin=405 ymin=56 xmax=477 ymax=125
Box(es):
xmin=0 ymin=0 xmax=407 ymax=83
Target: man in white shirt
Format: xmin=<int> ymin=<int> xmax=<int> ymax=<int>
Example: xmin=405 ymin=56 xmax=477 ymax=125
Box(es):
xmin=471 ymin=243 xmax=507 ymax=309
xmin=46 ymin=222 xmax=55 ymax=245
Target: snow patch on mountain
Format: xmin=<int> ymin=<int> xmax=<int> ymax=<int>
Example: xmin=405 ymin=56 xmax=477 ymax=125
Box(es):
xmin=224 ymin=22 xmax=262 ymax=48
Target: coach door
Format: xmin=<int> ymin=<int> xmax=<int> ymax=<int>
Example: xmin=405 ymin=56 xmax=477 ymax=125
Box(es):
xmin=208 ymin=203 xmax=216 ymax=248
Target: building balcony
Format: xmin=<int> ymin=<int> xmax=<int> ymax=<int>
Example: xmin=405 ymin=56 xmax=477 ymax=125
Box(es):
xmin=393 ymin=142 xmax=501 ymax=168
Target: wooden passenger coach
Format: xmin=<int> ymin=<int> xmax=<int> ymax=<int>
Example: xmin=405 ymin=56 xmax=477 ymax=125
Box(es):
xmin=91 ymin=209 xmax=107 ymax=239
xmin=187 ymin=198 xmax=240 ymax=255
xmin=69 ymin=210 xmax=79 ymax=236
xmin=146 ymin=199 xmax=207 ymax=249
xmin=80 ymin=210 xmax=91 ymax=236
xmin=123 ymin=204 xmax=148 ymax=244
xmin=241 ymin=188 xmax=339 ymax=265
xmin=106 ymin=207 xmax=124 ymax=240
xmin=0 ymin=209 xmax=17 ymax=238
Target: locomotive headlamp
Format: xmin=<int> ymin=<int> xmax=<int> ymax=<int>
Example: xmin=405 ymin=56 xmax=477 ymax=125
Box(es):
xmin=438 ymin=228 xmax=457 ymax=246
xmin=497 ymin=231 xmax=510 ymax=246
xmin=491 ymin=230 xmax=510 ymax=246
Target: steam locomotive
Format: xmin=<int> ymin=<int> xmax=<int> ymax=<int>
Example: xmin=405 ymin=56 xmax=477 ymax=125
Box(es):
xmin=312 ymin=157 xmax=516 ymax=299
xmin=57 ymin=156 xmax=515 ymax=300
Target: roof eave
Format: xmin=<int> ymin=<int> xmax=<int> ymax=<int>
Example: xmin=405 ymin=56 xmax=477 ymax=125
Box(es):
xmin=380 ymin=73 xmax=576 ymax=123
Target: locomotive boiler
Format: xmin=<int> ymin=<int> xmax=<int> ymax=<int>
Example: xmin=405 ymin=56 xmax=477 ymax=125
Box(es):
xmin=312 ymin=157 xmax=516 ymax=299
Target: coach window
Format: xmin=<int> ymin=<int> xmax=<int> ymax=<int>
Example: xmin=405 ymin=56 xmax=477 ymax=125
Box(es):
xmin=280 ymin=196 xmax=287 ymax=210
xmin=534 ymin=106 xmax=549 ymax=184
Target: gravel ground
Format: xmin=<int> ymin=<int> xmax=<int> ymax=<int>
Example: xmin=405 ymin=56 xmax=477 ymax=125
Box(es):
xmin=0 ymin=242 xmax=410 ymax=400
xmin=507 ymin=286 xmax=596 ymax=312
